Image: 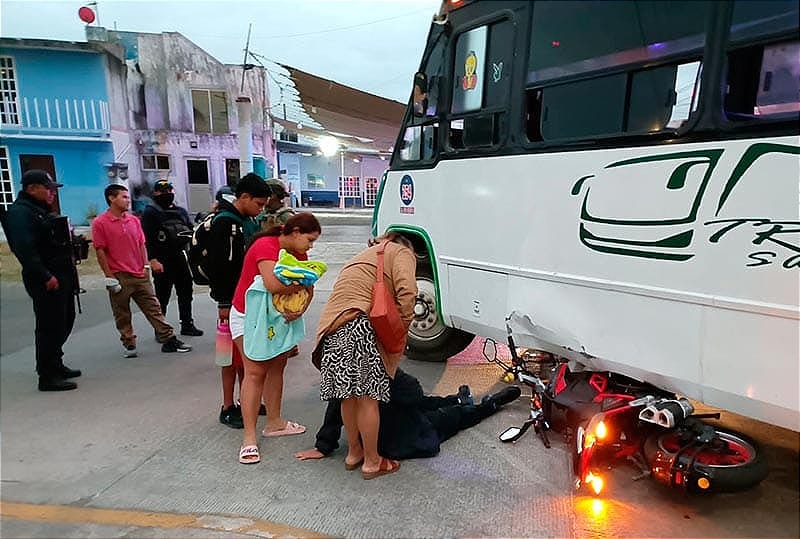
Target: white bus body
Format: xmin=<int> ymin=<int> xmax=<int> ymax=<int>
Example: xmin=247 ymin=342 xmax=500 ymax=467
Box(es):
xmin=376 ymin=0 xmax=799 ymax=431
xmin=377 ymin=136 xmax=799 ymax=431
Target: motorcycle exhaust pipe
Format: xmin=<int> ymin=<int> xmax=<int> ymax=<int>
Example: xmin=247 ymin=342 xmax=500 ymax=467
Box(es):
xmin=638 ymin=398 xmax=694 ymax=428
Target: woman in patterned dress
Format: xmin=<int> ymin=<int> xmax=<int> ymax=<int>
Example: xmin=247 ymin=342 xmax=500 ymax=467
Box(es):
xmin=313 ymin=233 xmax=417 ymax=479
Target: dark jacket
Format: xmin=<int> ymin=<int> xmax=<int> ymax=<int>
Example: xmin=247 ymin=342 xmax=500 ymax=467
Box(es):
xmin=206 ymin=199 xmax=246 ymax=308
xmin=315 ymin=369 xmax=456 ymax=459
xmin=140 ymin=202 xmax=193 ymax=262
xmin=4 ymin=192 xmax=74 ymax=284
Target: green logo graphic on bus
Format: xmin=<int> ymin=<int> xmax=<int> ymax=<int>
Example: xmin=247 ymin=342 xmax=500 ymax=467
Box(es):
xmin=570 ymin=143 xmax=800 ymax=268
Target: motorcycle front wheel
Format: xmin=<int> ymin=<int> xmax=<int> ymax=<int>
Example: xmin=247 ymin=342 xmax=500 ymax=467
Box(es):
xmin=644 ymin=427 xmax=768 ymax=493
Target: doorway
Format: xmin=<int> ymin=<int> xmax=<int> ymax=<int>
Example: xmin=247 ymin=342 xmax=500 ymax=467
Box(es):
xmin=19 ymin=154 xmax=60 ymax=213
xmin=186 ymin=159 xmax=210 ymax=214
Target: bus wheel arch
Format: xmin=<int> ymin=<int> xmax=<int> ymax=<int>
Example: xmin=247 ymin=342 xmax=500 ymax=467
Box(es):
xmin=400 ymin=233 xmax=474 ymax=362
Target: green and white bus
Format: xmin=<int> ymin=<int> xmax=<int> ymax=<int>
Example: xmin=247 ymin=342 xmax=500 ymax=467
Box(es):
xmin=373 ymin=0 xmax=799 ymax=431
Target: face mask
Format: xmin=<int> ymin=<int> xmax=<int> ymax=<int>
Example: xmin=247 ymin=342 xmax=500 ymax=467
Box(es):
xmin=154 ymin=193 xmax=174 ymax=207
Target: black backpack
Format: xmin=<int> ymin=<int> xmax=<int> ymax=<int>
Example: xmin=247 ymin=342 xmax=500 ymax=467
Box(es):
xmin=187 ymin=210 xmax=242 ymax=285
xmin=156 ymin=207 xmax=193 ymax=251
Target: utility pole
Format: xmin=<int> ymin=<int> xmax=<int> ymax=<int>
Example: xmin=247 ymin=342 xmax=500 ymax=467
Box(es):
xmin=237 ymin=23 xmax=254 ymax=175
xmin=240 ymin=23 xmax=252 ymax=93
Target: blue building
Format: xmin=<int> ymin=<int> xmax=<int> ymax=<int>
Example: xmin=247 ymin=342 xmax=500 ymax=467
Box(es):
xmin=0 ymin=38 xmax=128 ymax=224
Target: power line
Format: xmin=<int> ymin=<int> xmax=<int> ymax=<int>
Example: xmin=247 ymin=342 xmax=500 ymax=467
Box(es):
xmin=187 ymin=7 xmax=431 ymax=41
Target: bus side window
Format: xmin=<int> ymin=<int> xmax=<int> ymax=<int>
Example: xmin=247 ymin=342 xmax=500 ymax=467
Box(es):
xmin=725 ymin=0 xmax=798 ymax=120
xmin=447 ymin=18 xmax=513 ymax=151
xmin=726 ymin=40 xmax=799 ymax=118
xmin=400 ymin=124 xmax=437 ymax=162
xmin=400 ymin=126 xmax=422 ymax=161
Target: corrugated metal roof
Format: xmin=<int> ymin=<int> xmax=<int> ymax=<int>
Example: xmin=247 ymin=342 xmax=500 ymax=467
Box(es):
xmin=255 ymin=55 xmax=405 ymax=155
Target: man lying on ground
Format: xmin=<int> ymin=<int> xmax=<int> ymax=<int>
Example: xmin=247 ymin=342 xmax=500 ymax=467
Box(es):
xmin=295 ymin=368 xmax=521 ymax=462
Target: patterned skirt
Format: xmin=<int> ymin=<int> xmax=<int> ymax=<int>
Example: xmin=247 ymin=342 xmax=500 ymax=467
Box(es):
xmin=319 ymin=314 xmax=391 ymax=403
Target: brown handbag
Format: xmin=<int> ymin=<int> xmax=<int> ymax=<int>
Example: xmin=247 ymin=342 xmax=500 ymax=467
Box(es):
xmin=369 ymin=242 xmax=407 ymax=354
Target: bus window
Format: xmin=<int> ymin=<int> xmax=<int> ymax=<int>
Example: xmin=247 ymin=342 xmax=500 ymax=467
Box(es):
xmin=528 ymin=1 xmax=709 ymax=84
xmin=630 ymin=61 xmax=702 ymax=131
xmin=447 ymin=18 xmax=514 ymax=151
xmin=726 ymin=40 xmax=800 ymax=118
xmin=452 ymin=26 xmax=488 ymax=114
xmin=400 ymin=126 xmax=422 ymax=161
xmin=726 ymin=0 xmax=799 ymax=120
xmin=729 ymin=0 xmax=799 ymax=45
xmin=400 ymin=124 xmax=437 ymax=162
xmin=540 ymin=75 xmax=627 ymax=140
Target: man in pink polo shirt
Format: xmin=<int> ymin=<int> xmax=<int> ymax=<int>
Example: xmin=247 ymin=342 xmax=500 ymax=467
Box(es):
xmin=92 ymin=184 xmax=191 ymax=357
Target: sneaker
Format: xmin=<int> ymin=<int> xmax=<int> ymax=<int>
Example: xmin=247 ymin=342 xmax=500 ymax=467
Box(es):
xmin=123 ymin=345 xmax=138 ymax=358
xmin=180 ymin=322 xmax=204 ymax=337
xmin=219 ymin=405 xmax=244 ymax=429
xmin=457 ymin=385 xmax=474 ymax=405
xmin=161 ymin=337 xmax=191 ymax=353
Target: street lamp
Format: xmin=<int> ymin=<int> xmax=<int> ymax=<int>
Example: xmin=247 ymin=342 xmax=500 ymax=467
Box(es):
xmin=319 ymin=136 xmax=339 ymax=157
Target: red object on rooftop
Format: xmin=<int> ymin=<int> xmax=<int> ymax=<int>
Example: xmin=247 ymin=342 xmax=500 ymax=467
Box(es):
xmin=78 ymin=6 xmax=95 ymax=24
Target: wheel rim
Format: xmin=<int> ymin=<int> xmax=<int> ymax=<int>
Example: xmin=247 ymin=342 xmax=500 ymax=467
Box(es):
xmin=410 ymin=276 xmax=446 ymax=342
xmin=658 ymin=431 xmax=755 ymax=467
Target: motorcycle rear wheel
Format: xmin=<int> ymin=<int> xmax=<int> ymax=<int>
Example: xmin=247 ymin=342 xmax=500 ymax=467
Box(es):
xmin=644 ymin=427 xmax=768 ymax=493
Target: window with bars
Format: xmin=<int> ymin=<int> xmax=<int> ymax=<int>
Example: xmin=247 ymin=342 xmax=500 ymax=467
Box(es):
xmin=142 ymin=154 xmax=171 ymax=170
xmin=0 ymin=147 xmax=15 ymax=211
xmin=0 ymin=56 xmax=20 ymax=125
xmin=338 ymin=176 xmax=361 ymax=198
xmin=191 ymin=89 xmax=229 ymax=134
xmin=363 ymin=177 xmax=379 ymax=207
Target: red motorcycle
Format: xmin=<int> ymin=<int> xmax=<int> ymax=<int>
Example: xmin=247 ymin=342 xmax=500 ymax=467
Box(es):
xmin=483 ymin=315 xmax=768 ymax=495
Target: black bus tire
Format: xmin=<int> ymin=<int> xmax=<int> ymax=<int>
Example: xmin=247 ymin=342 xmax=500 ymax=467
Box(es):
xmin=406 ymin=264 xmax=474 ymax=362
xmin=644 ymin=427 xmax=768 ymax=493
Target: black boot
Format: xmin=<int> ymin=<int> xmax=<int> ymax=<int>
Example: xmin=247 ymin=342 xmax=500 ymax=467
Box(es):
xmin=38 ymin=377 xmax=77 ymax=391
xmin=480 ymin=386 xmax=522 ymax=412
xmin=180 ymin=321 xmax=204 ymax=337
xmin=58 ymin=365 xmax=82 ymax=378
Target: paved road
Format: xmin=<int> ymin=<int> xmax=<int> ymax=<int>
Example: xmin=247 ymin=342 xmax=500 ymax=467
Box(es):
xmin=1 ymin=214 xmax=798 ymax=538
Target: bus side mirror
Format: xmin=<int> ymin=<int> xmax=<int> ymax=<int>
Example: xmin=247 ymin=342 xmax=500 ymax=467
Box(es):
xmin=412 ymin=72 xmax=428 ymax=117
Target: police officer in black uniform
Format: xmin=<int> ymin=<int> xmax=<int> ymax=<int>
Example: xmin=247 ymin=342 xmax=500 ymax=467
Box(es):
xmin=140 ymin=180 xmax=203 ymax=336
xmin=4 ymin=170 xmax=81 ymax=391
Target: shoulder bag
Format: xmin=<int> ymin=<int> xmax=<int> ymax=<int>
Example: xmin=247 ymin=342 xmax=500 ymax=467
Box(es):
xmin=369 ymin=242 xmax=407 ymax=354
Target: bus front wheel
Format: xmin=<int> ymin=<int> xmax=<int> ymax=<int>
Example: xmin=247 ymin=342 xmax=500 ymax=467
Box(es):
xmin=406 ymin=265 xmax=474 ymax=362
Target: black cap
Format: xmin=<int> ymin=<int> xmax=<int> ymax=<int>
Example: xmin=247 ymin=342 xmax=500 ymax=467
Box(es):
xmin=22 ymin=169 xmax=63 ymax=189
xmin=153 ymin=180 xmax=174 ymax=192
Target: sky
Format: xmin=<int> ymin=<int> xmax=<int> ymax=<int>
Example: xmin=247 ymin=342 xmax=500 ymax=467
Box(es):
xmin=0 ymin=0 xmax=441 ymax=103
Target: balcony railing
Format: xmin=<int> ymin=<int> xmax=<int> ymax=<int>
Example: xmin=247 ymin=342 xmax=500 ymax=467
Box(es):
xmin=1 ymin=96 xmax=110 ymax=137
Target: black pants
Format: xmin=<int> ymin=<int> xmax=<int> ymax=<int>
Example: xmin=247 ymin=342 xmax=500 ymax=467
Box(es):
xmin=153 ymin=255 xmax=194 ymax=324
xmin=424 ymin=402 xmax=487 ymax=443
xmin=24 ymin=272 xmax=75 ymax=379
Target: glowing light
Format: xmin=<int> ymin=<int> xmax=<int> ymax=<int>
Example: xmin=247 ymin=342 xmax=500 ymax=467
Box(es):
xmin=591 ymin=498 xmax=605 ymax=516
xmin=319 ymin=136 xmax=339 ymax=157
xmin=586 ymin=472 xmax=604 ymax=495
xmin=595 ymin=421 xmax=608 ymax=439
xmin=584 ymin=433 xmax=596 ymax=449
xmin=697 ymin=477 xmax=710 ymax=490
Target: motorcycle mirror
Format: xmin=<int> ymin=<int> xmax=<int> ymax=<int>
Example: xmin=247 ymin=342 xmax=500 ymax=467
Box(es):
xmin=499 ymin=427 xmax=522 ymax=443
xmin=483 ymin=338 xmax=497 ymax=362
